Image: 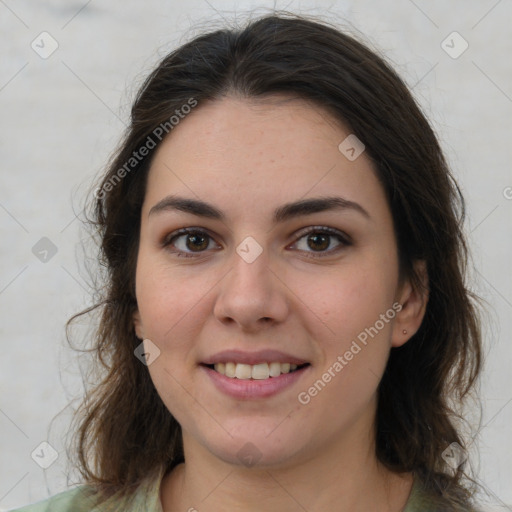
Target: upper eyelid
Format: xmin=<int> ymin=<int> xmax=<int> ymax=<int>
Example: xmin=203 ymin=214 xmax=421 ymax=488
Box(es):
xmin=293 ymin=225 xmax=350 ymax=241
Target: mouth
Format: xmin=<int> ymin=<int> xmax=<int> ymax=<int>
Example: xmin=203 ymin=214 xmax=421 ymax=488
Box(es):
xmin=201 ymin=362 xmax=311 ymax=380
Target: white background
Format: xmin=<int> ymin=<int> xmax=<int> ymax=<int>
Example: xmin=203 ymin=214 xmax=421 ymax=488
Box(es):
xmin=1 ymin=1 xmax=511 ymax=510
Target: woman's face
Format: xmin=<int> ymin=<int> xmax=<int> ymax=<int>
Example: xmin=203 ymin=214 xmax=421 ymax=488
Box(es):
xmin=133 ymin=96 xmax=417 ymax=469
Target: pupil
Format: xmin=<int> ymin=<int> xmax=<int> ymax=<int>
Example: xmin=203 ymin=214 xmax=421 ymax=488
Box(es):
xmin=188 ymin=233 xmax=208 ymax=251
xmin=308 ymin=233 xmax=329 ymax=251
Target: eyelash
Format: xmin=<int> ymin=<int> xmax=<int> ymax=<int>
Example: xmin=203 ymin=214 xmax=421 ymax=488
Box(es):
xmin=161 ymin=226 xmax=352 ymax=259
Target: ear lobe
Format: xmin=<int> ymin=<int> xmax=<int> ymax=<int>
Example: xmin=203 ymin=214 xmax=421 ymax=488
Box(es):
xmin=391 ymin=260 xmax=429 ymax=348
xmin=133 ymin=309 xmax=144 ymax=340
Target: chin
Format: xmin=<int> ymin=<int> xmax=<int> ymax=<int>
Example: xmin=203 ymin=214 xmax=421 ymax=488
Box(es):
xmin=199 ymin=421 xmax=310 ymax=469
xmin=212 ymin=441 xmax=299 ymax=469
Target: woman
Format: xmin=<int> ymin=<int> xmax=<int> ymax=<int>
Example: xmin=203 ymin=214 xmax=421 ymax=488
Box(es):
xmin=12 ymin=12 xmax=483 ymax=512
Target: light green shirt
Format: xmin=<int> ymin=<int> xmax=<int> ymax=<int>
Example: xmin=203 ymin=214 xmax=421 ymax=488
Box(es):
xmin=8 ymin=473 xmax=443 ymax=511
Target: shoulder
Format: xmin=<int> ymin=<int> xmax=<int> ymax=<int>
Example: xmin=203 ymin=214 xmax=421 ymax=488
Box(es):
xmin=403 ymin=477 xmax=438 ymax=512
xmin=404 ymin=476 xmax=482 ymax=512
xmin=8 ymin=486 xmax=97 ymax=512
xmin=9 ymin=470 xmax=165 ymax=512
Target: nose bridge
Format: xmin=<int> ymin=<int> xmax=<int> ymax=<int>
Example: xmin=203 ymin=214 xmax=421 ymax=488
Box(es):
xmin=228 ymin=236 xmax=273 ymax=299
xmin=213 ymin=235 xmax=288 ymax=328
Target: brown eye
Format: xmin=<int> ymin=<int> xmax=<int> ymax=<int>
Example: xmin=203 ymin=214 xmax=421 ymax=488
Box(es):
xmin=185 ymin=232 xmax=209 ymax=252
xmin=292 ymin=226 xmax=351 ymax=257
xmin=306 ymin=233 xmax=330 ymax=251
xmin=162 ymin=228 xmax=217 ymax=258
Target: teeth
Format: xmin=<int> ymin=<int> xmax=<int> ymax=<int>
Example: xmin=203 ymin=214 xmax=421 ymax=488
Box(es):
xmin=251 ymin=363 xmax=269 ymax=380
xmin=269 ymin=362 xmax=281 ymax=377
xmin=225 ymin=362 xmax=236 ymax=378
xmin=235 ymin=363 xmax=252 ymax=379
xmin=213 ymin=362 xmax=303 ymax=379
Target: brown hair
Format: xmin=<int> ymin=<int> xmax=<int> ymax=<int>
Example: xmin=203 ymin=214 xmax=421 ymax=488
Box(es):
xmin=68 ymin=12 xmax=483 ymax=509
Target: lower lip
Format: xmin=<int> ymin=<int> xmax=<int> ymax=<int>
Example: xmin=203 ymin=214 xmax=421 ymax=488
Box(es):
xmin=201 ymin=365 xmax=310 ymax=399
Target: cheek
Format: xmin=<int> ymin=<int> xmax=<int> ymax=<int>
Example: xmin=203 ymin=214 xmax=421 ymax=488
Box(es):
xmin=135 ymin=261 xmax=211 ymax=422
xmin=297 ymin=270 xmax=396 ymax=421
xmin=302 ymin=258 xmax=397 ymax=340
xmin=135 ymin=255 xmax=211 ymax=340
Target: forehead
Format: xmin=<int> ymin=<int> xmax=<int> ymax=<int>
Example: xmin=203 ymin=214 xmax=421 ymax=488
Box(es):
xmin=142 ymin=95 xmax=387 ymax=224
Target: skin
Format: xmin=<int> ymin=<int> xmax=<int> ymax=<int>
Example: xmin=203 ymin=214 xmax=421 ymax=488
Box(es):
xmin=133 ymin=95 xmax=428 ymax=512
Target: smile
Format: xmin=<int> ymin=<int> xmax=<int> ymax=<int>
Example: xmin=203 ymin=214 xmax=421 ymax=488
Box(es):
xmin=201 ymin=362 xmax=311 ymax=399
xmin=208 ymin=362 xmax=308 ymax=380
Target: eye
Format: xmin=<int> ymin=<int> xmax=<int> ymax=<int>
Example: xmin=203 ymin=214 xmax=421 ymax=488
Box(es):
xmin=290 ymin=226 xmax=351 ymax=257
xmin=161 ymin=226 xmax=351 ymax=259
xmin=162 ymin=228 xmax=219 ymax=258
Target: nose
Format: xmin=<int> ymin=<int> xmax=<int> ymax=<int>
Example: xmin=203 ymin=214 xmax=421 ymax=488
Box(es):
xmin=213 ymin=243 xmax=289 ymax=332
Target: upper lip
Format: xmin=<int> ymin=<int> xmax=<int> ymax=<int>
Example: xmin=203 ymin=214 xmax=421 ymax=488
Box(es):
xmin=202 ymin=349 xmax=309 ymax=366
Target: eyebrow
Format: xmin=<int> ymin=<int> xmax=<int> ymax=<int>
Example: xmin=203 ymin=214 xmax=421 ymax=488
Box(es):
xmin=148 ymin=194 xmax=370 ymax=223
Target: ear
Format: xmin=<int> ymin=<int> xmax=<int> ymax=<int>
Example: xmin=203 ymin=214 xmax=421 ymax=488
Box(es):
xmin=133 ymin=309 xmax=145 ymax=340
xmin=391 ymin=260 xmax=429 ymax=348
